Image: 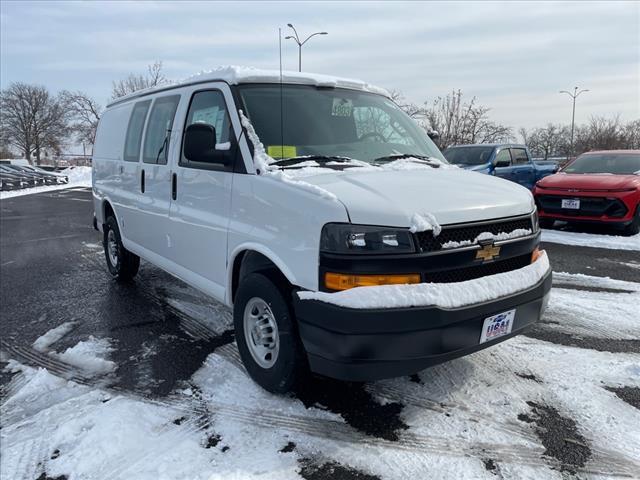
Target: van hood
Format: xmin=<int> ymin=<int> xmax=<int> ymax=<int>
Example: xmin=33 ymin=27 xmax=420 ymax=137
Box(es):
xmin=300 ymin=167 xmax=535 ymax=227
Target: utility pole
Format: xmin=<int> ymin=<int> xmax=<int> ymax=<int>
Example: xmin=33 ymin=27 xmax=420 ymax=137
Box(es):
xmin=559 ymin=86 xmax=589 ymax=161
xmin=285 ymin=23 xmax=328 ymax=72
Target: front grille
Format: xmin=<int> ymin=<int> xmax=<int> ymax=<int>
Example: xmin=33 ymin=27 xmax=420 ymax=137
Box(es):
xmin=416 ymin=216 xmax=533 ymax=252
xmin=425 ymin=254 xmax=531 ymax=283
xmin=536 ymin=195 xmax=627 ymax=218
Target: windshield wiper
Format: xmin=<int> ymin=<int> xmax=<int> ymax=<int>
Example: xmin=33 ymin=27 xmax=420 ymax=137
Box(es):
xmin=271 ymin=155 xmax=356 ymax=167
xmin=373 ymin=153 xmax=441 ymax=167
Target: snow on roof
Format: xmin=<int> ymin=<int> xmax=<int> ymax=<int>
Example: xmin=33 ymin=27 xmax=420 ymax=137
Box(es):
xmin=108 ymin=65 xmax=390 ymax=107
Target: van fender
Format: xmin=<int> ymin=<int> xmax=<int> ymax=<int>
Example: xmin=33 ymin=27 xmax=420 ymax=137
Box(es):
xmin=226 ymin=243 xmax=299 ymax=305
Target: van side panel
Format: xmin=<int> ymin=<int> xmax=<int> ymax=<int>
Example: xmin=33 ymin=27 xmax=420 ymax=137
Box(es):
xmin=92 ymin=103 xmax=132 ymax=227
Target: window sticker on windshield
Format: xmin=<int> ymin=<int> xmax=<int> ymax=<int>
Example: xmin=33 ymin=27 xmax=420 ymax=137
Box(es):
xmin=267 ymin=145 xmax=297 ymax=159
xmin=332 ymin=98 xmax=353 ymax=117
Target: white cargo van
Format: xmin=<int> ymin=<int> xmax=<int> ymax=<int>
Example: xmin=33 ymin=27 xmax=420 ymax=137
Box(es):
xmin=93 ymin=67 xmax=551 ymax=392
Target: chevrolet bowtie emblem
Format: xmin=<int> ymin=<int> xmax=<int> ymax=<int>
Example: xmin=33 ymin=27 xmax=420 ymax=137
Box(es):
xmin=476 ymin=244 xmax=501 ymax=262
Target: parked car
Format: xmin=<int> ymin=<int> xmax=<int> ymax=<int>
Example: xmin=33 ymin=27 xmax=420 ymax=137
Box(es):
xmin=443 ymin=144 xmax=557 ymax=189
xmin=533 ymin=150 xmax=640 ymax=234
xmin=0 ymin=165 xmax=37 ymax=188
xmin=92 ymin=67 xmax=551 ymax=393
xmin=0 ymin=172 xmax=25 ymax=191
xmin=22 ymin=165 xmax=69 ymax=184
xmin=1 ymin=164 xmax=52 ymax=185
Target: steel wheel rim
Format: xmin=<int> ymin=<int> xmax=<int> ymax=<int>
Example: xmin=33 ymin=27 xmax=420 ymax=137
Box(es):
xmin=243 ymin=297 xmax=279 ymax=369
xmin=107 ymin=229 xmax=119 ymax=267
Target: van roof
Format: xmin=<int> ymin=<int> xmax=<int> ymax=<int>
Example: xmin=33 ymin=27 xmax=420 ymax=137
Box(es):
xmin=107 ymin=66 xmax=391 ymax=108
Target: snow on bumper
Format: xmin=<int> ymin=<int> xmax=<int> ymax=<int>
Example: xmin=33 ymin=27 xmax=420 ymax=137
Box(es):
xmin=298 ymin=251 xmax=550 ymax=309
xmin=294 ymin=252 xmax=551 ymax=381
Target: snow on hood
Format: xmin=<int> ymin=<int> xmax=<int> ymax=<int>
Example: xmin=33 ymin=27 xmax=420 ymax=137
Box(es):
xmin=298 ymin=250 xmax=550 ymax=309
xmin=301 ymin=167 xmax=535 ymax=227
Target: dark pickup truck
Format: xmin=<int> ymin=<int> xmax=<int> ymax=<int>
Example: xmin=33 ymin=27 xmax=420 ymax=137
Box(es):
xmin=443 ymin=144 xmax=557 ymax=190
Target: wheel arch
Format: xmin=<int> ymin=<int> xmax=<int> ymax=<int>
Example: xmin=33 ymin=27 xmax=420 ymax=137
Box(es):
xmin=227 ymin=244 xmax=298 ymax=305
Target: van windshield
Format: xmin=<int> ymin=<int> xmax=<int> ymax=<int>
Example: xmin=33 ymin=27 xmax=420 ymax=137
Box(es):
xmin=237 ymin=84 xmax=445 ymax=164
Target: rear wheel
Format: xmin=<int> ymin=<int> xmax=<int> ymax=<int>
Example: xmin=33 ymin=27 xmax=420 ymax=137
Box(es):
xmin=539 ymin=218 xmax=555 ymax=229
xmin=103 ymin=216 xmax=140 ymax=281
xmin=234 ymin=273 xmax=308 ymax=393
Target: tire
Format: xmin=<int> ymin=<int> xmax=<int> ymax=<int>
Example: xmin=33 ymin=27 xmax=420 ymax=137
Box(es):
xmin=234 ymin=273 xmax=307 ymax=393
xmin=103 ymin=215 xmax=140 ymax=281
xmin=539 ymin=218 xmax=555 ymax=229
xmin=625 ymin=205 xmax=640 ymax=236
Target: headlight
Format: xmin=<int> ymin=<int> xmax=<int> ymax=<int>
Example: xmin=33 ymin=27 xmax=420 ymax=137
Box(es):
xmin=320 ymin=223 xmax=416 ymax=255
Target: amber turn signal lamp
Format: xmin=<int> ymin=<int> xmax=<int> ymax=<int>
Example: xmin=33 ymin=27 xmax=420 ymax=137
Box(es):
xmin=324 ymin=272 xmax=421 ymax=291
xmin=531 ymin=247 xmax=544 ymax=263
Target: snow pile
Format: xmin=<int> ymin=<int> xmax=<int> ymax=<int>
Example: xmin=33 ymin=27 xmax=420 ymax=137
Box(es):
xmin=409 ymin=212 xmax=442 ymax=235
xmin=441 ymin=228 xmax=532 ymax=249
xmin=541 ymin=228 xmax=640 ymax=251
xmin=61 ymin=166 xmax=92 ymax=186
xmin=298 ymin=251 xmax=549 ymax=309
xmin=239 ymin=110 xmax=338 ymax=202
xmin=0 ymin=166 xmax=92 ymax=199
xmin=32 ymin=322 xmax=77 ymax=352
xmin=50 ymin=336 xmax=117 ymax=375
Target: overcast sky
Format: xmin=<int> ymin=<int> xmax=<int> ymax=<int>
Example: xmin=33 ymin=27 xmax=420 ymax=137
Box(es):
xmin=1 ymin=0 xmax=639 ymax=134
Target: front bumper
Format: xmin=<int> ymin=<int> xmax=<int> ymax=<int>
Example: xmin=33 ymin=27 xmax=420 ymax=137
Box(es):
xmin=293 ymin=269 xmax=552 ymax=381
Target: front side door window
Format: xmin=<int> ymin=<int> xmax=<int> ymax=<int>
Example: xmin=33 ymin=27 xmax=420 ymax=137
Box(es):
xmin=494 ymin=148 xmax=512 ymax=167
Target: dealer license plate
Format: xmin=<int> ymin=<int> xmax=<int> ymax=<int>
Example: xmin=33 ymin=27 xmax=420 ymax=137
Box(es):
xmin=480 ymin=309 xmax=515 ymax=344
xmin=561 ymin=198 xmax=580 ymax=209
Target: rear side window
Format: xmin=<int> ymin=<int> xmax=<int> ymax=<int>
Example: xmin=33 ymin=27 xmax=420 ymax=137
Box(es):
xmin=143 ymin=95 xmax=181 ymax=165
xmin=494 ymin=148 xmax=512 ymax=166
xmin=511 ymin=148 xmax=529 ymax=165
xmin=123 ymin=100 xmax=151 ymax=162
xmin=181 ymin=90 xmax=232 ymax=166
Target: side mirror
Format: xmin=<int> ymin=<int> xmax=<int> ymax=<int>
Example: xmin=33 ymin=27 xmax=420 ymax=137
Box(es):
xmin=427 ymin=130 xmax=440 ymax=141
xmin=183 ymin=123 xmax=231 ymax=165
xmin=494 ymin=159 xmax=511 ymax=168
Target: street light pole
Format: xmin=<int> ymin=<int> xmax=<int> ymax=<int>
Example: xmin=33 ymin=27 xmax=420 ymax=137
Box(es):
xmin=559 ymin=86 xmax=589 ymax=160
xmin=285 ymin=23 xmax=328 ymax=72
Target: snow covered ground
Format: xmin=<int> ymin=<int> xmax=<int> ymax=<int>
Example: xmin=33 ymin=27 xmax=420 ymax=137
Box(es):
xmin=541 ymin=228 xmax=640 ymax=251
xmin=2 ymin=269 xmax=639 ymax=479
xmin=0 ymin=166 xmax=92 ymax=199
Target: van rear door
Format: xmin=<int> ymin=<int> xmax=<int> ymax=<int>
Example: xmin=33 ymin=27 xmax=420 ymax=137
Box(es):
xmin=166 ymin=84 xmax=238 ymax=301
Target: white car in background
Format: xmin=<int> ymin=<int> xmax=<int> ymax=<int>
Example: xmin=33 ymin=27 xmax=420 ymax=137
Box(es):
xmin=92 ymin=67 xmax=551 ymax=393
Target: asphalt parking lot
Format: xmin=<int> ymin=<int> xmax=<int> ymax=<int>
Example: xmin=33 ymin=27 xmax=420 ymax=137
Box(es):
xmin=1 ymin=189 xmax=639 ymax=479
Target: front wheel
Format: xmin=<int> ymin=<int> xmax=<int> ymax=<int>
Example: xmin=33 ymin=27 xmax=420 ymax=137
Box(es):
xmin=103 ymin=216 xmax=140 ymax=281
xmin=625 ymin=205 xmax=640 ymax=236
xmin=234 ymin=273 xmax=308 ymax=393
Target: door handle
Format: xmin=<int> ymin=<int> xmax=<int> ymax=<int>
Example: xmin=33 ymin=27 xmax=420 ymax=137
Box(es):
xmin=172 ymin=173 xmax=177 ymax=200
xmin=141 ymin=169 xmax=145 ymax=193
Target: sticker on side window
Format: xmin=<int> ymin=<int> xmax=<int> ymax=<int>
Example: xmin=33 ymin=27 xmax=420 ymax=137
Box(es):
xmin=267 ymin=145 xmax=297 ymax=159
xmin=332 ymin=98 xmax=353 ymax=117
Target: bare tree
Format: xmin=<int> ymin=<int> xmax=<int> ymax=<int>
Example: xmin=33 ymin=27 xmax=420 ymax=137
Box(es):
xmin=422 ymin=89 xmax=512 ymax=149
xmin=622 ymin=119 xmax=640 ymax=149
xmin=526 ymin=124 xmax=569 ymax=159
xmin=111 ymin=60 xmax=167 ymax=100
xmin=0 ymin=83 xmax=69 ymax=163
xmin=573 ymin=115 xmax=625 ymax=153
xmin=61 ymin=90 xmax=102 ymax=147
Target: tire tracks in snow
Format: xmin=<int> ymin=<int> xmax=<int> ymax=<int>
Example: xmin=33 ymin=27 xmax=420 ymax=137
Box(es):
xmin=2 ymin=342 xmax=639 ymax=478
